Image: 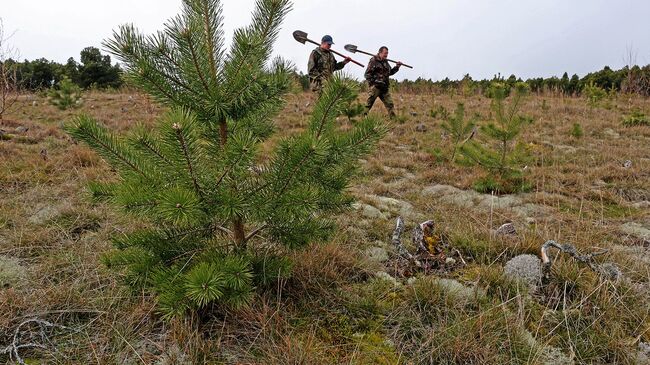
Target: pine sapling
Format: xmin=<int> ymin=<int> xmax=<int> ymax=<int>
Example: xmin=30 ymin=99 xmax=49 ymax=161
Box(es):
xmin=65 ymin=0 xmax=386 ymax=319
xmin=440 ymin=102 xmax=476 ymax=162
xmin=460 ymin=82 xmax=533 ymax=194
xmin=342 ymin=102 xmax=365 ymax=122
xmin=48 ymin=76 xmax=83 ymax=110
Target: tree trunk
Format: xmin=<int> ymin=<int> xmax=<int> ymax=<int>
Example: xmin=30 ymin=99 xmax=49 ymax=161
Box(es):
xmin=219 ymin=120 xmax=227 ymax=147
xmin=233 ymin=216 xmax=246 ymax=249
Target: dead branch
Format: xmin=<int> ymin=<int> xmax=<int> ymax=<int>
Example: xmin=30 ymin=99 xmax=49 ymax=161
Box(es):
xmin=540 ymin=240 xmax=619 ymax=281
xmin=392 ymin=216 xmax=421 ymax=267
xmin=1 ymin=318 xmax=71 ymax=364
xmin=413 ymin=220 xmax=434 ymax=255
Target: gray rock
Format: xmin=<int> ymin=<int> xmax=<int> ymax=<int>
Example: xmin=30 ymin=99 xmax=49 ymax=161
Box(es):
xmin=424 ymin=185 xmax=482 ymax=208
xmin=593 ymin=179 xmax=608 ymax=187
xmin=637 ymin=342 xmax=650 ymax=365
xmin=366 ymin=195 xmax=414 ymax=217
xmin=15 ymin=126 xmax=29 ymax=133
xmin=554 ymin=144 xmax=578 ymax=154
xmin=352 ymin=203 xmax=386 ymax=220
xmin=28 ymin=205 xmax=64 ymax=225
xmin=375 ymin=271 xmax=400 ymax=287
xmin=0 ymin=256 xmax=27 ymax=288
xmin=495 ymin=222 xmax=517 ymax=236
xmin=423 ymin=184 xmax=465 ymax=197
xmin=478 ymin=195 xmax=522 ymax=210
xmin=512 ymin=203 xmax=550 ymax=218
xmin=520 ymin=329 xmax=574 ymax=365
xmin=415 ymin=123 xmax=427 ymax=132
xmin=365 ymin=246 xmax=389 ymax=263
xmin=434 ymin=278 xmax=485 ymax=305
xmin=598 ymin=262 xmax=622 ymax=282
xmin=423 ymin=184 xmax=549 ymax=218
xmin=504 ymin=254 xmax=543 ymax=291
xmin=613 ymin=245 xmax=650 ymax=266
xmin=440 ymin=193 xmax=477 ymax=208
xmin=156 ymin=344 xmax=192 ymax=365
xmin=445 ymin=257 xmax=457 ymax=265
xmin=604 ymin=128 xmax=620 ymax=138
xmin=621 ymin=222 xmax=650 ymax=240
xmin=632 ymin=201 xmax=650 ymax=209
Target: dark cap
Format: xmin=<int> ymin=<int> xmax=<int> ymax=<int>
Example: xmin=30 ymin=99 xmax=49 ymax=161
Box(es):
xmin=321 ymin=35 xmax=334 ymax=45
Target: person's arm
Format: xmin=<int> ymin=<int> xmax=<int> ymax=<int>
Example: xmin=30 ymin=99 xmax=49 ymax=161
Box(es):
xmin=334 ymin=55 xmax=351 ymax=71
xmin=389 ymin=62 xmax=402 ymax=76
xmin=308 ymin=50 xmax=319 ymax=78
xmin=364 ymin=58 xmax=375 ymax=84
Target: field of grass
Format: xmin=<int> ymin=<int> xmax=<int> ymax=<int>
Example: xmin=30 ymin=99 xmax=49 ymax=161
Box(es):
xmin=1 ymin=88 xmax=649 ymax=364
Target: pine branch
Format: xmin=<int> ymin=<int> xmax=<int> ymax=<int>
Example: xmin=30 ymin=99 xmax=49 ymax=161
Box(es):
xmin=196 ymin=0 xmax=224 ymax=83
xmin=244 ymin=224 xmax=267 ymax=243
xmin=130 ymin=129 xmax=174 ymax=167
xmin=173 ymin=123 xmax=203 ymax=198
xmin=66 ymin=116 xmax=153 ymax=180
xmin=309 ymin=76 xmax=354 ymax=138
xmin=223 ymin=0 xmax=291 ymax=98
xmin=183 ymin=31 xmax=213 ymax=95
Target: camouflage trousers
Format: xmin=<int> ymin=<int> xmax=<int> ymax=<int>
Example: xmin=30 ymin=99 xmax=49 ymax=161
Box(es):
xmin=310 ymin=78 xmax=323 ymax=94
xmin=365 ymin=85 xmax=395 ymax=118
xmin=310 ymin=76 xmax=331 ymax=95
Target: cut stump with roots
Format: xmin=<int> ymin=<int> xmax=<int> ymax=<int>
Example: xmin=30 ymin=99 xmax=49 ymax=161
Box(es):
xmin=390 ymin=216 xmax=466 ymax=277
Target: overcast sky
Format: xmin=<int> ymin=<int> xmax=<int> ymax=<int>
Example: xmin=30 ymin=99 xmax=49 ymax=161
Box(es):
xmin=2 ymin=0 xmax=649 ymax=81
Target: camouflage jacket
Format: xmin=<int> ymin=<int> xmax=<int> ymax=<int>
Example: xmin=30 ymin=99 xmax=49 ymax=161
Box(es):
xmin=365 ymin=55 xmax=400 ymax=89
xmin=308 ymin=47 xmax=346 ymax=82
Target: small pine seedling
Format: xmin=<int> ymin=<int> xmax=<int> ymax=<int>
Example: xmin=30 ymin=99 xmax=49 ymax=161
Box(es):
xmin=440 ymin=103 xmax=476 ymax=162
xmin=570 ymin=123 xmax=583 ymax=138
xmin=460 ymin=82 xmax=533 ymax=194
xmin=622 ymin=110 xmax=649 ymax=127
xmin=48 ymin=76 xmax=83 ymax=110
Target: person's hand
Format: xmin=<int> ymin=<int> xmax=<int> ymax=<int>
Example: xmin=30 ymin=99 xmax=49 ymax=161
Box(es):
xmin=344 ymin=56 xmax=352 ymax=64
xmin=396 ymin=61 xmax=403 ymax=68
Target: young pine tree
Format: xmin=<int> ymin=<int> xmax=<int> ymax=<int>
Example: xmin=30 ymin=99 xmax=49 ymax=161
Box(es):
xmin=459 ymin=82 xmax=532 ymax=194
xmin=440 ymin=102 xmax=476 ymax=162
xmin=342 ymin=101 xmax=366 ymax=122
xmin=48 ymin=76 xmax=83 ymax=110
xmin=65 ymin=0 xmax=386 ymax=319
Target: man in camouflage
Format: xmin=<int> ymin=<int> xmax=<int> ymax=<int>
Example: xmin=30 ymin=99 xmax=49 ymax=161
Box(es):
xmin=308 ymin=35 xmax=351 ymax=94
xmin=364 ymin=46 xmax=402 ymax=118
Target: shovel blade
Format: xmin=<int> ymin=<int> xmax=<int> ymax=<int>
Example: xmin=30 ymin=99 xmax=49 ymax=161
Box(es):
xmin=292 ymin=30 xmax=308 ymax=44
xmin=344 ymin=44 xmax=358 ymax=53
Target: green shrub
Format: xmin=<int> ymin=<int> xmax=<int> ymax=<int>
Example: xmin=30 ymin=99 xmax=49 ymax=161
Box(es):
xmin=622 ymin=110 xmax=649 ymax=127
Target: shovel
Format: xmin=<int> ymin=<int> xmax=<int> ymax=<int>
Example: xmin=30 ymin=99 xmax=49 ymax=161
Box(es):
xmin=293 ymin=30 xmax=364 ymax=67
xmin=344 ymin=44 xmax=413 ymax=69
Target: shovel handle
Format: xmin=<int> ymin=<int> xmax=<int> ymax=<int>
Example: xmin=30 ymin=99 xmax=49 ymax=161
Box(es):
xmin=329 ymin=49 xmax=364 ymax=67
xmin=303 ymin=38 xmax=364 ymax=67
xmin=353 ymin=49 xmax=413 ymax=69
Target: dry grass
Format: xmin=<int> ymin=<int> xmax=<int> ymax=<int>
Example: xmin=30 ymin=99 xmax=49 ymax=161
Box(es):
xmin=1 ymin=89 xmax=649 ymax=364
